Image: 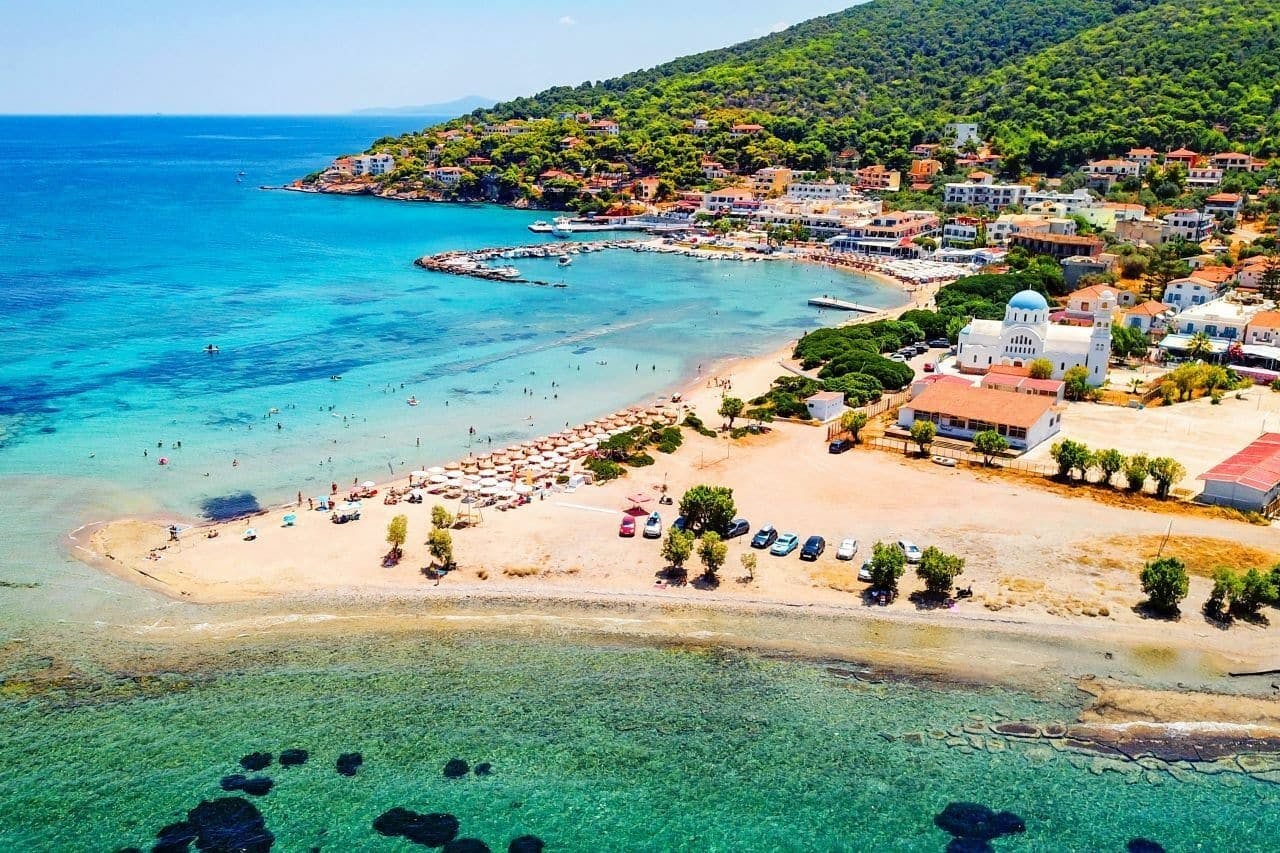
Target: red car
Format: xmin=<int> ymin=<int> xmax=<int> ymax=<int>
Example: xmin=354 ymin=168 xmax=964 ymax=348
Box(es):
xmin=923 ymin=362 xmax=936 ymax=372
xmin=619 ymin=515 xmax=636 ymax=537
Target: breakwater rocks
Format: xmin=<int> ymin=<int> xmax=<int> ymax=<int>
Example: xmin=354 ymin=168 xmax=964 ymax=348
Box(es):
xmin=414 ymin=240 xmax=635 ymax=286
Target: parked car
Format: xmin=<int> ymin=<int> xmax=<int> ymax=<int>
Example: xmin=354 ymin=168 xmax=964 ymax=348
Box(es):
xmin=828 ymin=438 xmax=853 ymax=454
xmin=897 ymin=539 xmax=923 ymax=563
xmin=751 ymin=525 xmax=778 ymax=549
xmin=619 ymin=515 xmax=636 ymax=537
xmin=643 ymin=512 xmax=662 ymax=539
xmin=858 ymin=559 xmax=873 ymax=582
xmin=770 ymin=532 xmax=800 ymax=556
xmin=723 ymin=518 xmax=751 ymax=539
xmin=889 ymin=353 xmax=908 ymax=363
xmin=672 ymin=515 xmax=688 ymax=532
xmin=836 ymin=538 xmax=858 ymax=561
xmin=912 ymin=343 xmax=929 ymax=355
xmin=928 ymin=338 xmax=951 ymax=349
xmin=800 ymin=535 xmax=826 ymax=561
xmin=923 ymin=362 xmax=936 ymax=373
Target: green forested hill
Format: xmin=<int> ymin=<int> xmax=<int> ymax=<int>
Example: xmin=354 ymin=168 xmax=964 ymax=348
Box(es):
xmin=339 ymin=0 xmax=1280 ymax=204
xmin=972 ymin=0 xmax=1280 ymax=171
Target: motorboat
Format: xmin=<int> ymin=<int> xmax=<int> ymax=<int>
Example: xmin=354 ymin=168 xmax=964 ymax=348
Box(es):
xmin=203 ymin=344 xmax=219 ymax=353
xmin=558 ymin=255 xmax=572 ymax=267
xmin=407 ymin=396 xmax=420 ymax=407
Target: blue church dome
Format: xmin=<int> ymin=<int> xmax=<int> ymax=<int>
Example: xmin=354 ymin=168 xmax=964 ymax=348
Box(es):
xmin=1007 ymin=290 xmax=1048 ymax=311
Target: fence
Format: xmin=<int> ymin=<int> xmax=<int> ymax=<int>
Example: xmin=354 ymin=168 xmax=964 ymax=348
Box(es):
xmin=825 ymin=391 xmax=911 ymax=441
xmin=864 ymin=435 xmax=1058 ymax=477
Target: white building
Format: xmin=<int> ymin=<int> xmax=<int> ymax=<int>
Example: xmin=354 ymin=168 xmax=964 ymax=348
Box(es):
xmin=785 ymin=181 xmax=852 ymax=201
xmin=956 ymin=289 xmax=1111 ymax=384
xmin=1162 ymin=209 xmax=1214 ymax=243
xmin=351 ymin=153 xmax=395 ymax=176
xmin=942 ymin=217 xmax=981 ymax=247
xmin=1166 ymin=298 xmax=1257 ymax=341
xmin=946 ymin=122 xmax=981 ymax=148
xmin=1197 ymin=434 xmax=1280 ymax=515
xmin=944 ymin=180 xmax=1028 ymax=211
xmin=805 ymin=391 xmax=846 ymax=423
xmin=1161 ymin=276 xmax=1225 ymax=311
xmin=897 ymin=382 xmax=1062 ymax=451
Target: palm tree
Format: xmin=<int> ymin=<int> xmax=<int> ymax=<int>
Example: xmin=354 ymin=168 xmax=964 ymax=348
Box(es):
xmin=1186 ymin=331 xmax=1214 ymax=362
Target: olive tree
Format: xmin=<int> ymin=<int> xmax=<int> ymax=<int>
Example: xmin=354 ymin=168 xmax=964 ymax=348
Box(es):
xmin=916 ymin=546 xmax=965 ymax=598
xmin=698 ymin=531 xmax=728 ymax=581
xmin=868 ymin=541 xmax=906 ymax=595
xmin=909 ymin=419 xmax=937 ymax=455
xmin=972 ymin=429 xmax=1008 ymax=465
xmin=1139 ymin=557 xmax=1189 ymax=616
xmin=661 ymin=528 xmax=694 ymax=572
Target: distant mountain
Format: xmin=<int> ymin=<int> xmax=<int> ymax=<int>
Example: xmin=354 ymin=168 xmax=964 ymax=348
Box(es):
xmin=353 ymin=95 xmax=497 ymax=116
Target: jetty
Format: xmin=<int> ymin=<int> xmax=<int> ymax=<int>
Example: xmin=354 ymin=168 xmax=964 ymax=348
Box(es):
xmin=808 ymin=296 xmax=878 ymax=313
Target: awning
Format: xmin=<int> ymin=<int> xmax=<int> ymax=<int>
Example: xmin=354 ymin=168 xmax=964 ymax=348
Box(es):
xmin=1157 ymin=333 xmax=1228 ymax=353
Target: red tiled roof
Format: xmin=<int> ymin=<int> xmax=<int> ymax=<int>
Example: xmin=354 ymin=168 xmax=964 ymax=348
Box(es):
xmin=1166 ymin=147 xmax=1200 ymax=157
xmin=1199 ymin=434 xmax=1280 ymax=492
xmin=987 ymin=364 xmax=1031 ymax=377
xmin=1206 ymin=193 xmax=1242 ymax=203
xmin=1247 ymin=311 xmax=1280 ymax=330
xmin=908 ymin=383 xmax=1057 ymax=429
xmin=1127 ymin=301 xmax=1172 ymax=317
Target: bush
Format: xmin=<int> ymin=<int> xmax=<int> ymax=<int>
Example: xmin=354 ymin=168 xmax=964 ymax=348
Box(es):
xmin=681 ymin=413 xmax=717 ymax=437
xmin=916 ymin=546 xmax=965 ymax=597
xmin=823 ymin=372 xmax=884 ymax=407
xmin=584 ymin=457 xmax=625 ymax=481
xmin=1139 ymin=557 xmax=1189 ymax=616
xmin=627 ymin=452 xmax=655 ymax=467
xmin=868 ymin=541 xmax=906 ymax=594
xmin=1209 ymin=567 xmax=1276 ymax=620
xmin=679 ymin=485 xmax=736 ymax=535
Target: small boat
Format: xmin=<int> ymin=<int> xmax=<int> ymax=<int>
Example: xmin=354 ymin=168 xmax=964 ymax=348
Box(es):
xmin=204 ymin=344 xmax=219 ymax=353
xmin=407 ymin=396 xmax=420 ymax=407
xmin=330 ymin=375 xmax=342 ymax=381
xmin=558 ymin=255 xmax=572 ymax=267
xmin=931 ymin=455 xmax=957 ymax=467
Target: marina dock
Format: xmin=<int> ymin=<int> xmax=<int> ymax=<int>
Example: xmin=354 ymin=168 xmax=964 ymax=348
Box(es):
xmin=807 ymin=297 xmax=879 ymax=313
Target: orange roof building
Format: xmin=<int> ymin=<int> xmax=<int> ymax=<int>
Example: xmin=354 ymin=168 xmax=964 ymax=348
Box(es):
xmin=898 ymin=383 xmax=1062 ymax=450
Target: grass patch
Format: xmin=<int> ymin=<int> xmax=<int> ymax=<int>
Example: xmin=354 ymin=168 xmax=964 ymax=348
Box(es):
xmin=1087 ymin=534 xmax=1278 ymax=579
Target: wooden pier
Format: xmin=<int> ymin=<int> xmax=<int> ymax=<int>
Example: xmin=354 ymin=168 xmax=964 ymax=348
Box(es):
xmin=807 ymin=297 xmax=878 ymax=313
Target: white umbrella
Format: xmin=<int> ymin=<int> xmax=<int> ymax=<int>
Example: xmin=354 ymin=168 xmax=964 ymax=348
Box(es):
xmin=427 ymin=466 xmax=446 ymax=475
xmin=462 ymin=481 xmax=482 ymax=492
xmin=480 ymin=485 xmax=502 ymax=496
xmin=539 ymin=461 xmax=555 ymax=471
xmin=567 ymin=442 xmax=584 ymax=451
xmin=361 ymin=480 xmax=376 ymax=489
xmin=514 ymin=484 xmax=533 ymax=495
xmin=527 ymin=454 xmax=545 ymax=464
xmin=479 ymin=477 xmax=499 ymax=487
xmin=495 ymin=464 xmax=513 ymax=474
xmin=409 ymin=470 xmax=428 ymax=479
xmin=429 ymin=474 xmax=449 ymax=484
xmin=464 ymin=473 xmax=482 ymax=482
xmin=410 ymin=489 xmax=425 ymax=499
xmin=592 ymin=430 xmax=608 ymax=439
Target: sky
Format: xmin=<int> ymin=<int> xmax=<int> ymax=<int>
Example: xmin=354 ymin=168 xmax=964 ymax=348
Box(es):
xmin=0 ymin=0 xmax=856 ymax=114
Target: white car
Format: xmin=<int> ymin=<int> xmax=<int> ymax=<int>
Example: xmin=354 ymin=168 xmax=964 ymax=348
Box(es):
xmin=897 ymin=539 xmax=923 ymax=563
xmin=643 ymin=512 xmax=663 ymax=539
xmin=858 ymin=559 xmax=873 ymax=582
xmin=836 ymin=538 xmax=858 ymax=561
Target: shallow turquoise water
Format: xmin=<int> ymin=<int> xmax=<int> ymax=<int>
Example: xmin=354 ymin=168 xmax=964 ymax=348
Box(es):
xmin=1 ymin=632 xmax=1276 ymax=851
xmin=0 ymin=116 xmax=898 ymax=632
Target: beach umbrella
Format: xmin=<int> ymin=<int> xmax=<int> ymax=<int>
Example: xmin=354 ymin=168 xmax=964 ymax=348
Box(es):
xmin=409 ymin=470 xmax=428 ymax=480
xmin=625 ymin=493 xmax=652 ymax=510
xmin=480 ymin=485 xmax=502 ymax=496
xmin=513 ymin=484 xmax=533 ymax=495
xmin=429 ymin=474 xmax=448 ymax=484
xmin=567 ymin=441 xmax=585 ymax=451
xmin=591 ymin=430 xmax=608 ymax=440
xmin=462 ymin=481 xmax=482 ymax=492
xmin=476 ymin=452 xmax=493 ymax=462
xmin=521 ymin=440 xmax=537 ymax=449
xmin=479 ymin=477 xmax=499 ymax=487
xmin=409 ymin=489 xmax=424 ymax=500
xmin=282 ymin=514 xmax=297 ymax=527
xmin=495 ymin=464 xmax=513 ymax=474
xmin=243 ymin=528 xmax=258 ymax=540
xmin=445 ymin=461 xmax=461 ymax=471
xmin=464 ymin=473 xmax=482 ymax=482
xmin=427 ymin=466 xmax=446 ymax=475
xmin=361 ymin=480 xmax=376 ymax=490
xmin=527 ymin=454 xmax=545 ymax=464
xmin=539 ymin=461 xmax=555 ymax=471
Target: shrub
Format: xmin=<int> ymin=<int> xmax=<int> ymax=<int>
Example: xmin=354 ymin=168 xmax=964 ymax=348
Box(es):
xmin=626 ymin=452 xmax=655 ymax=467
xmin=1028 ymin=358 xmax=1054 ymax=380
xmin=698 ymin=531 xmax=728 ymax=580
xmin=1139 ymin=557 xmax=1189 ymax=616
xmin=1124 ymin=454 xmax=1150 ymax=492
xmin=661 ymin=528 xmax=694 ymax=571
xmin=679 ymin=484 xmax=736 ymax=534
xmin=431 ymin=504 xmax=454 ymax=530
xmin=916 ymin=546 xmax=965 ymax=597
xmin=1050 ymin=439 xmax=1090 ymax=480
xmin=584 ymin=457 xmax=625 ymax=481
xmin=868 ymin=541 xmax=906 ymax=595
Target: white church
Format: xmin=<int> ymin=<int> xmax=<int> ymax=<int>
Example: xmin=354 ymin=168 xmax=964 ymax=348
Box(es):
xmin=955 ymin=289 xmax=1112 ymax=384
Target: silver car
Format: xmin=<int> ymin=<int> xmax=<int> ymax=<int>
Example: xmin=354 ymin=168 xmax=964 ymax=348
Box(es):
xmin=836 ymin=538 xmax=858 ymax=561
xmin=897 ymin=539 xmax=923 ymax=563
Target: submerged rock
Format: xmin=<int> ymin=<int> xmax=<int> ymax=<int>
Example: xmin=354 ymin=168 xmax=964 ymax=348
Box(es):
xmin=935 ymin=801 xmax=1026 ymax=844
xmin=443 ymin=840 xmax=490 ymax=853
xmin=278 ymin=749 xmax=308 ymax=767
xmin=1128 ymin=840 xmax=1166 ymax=853
xmin=185 ymin=796 xmax=274 ymax=852
xmin=442 ymin=758 xmax=470 ymax=779
xmin=336 ymin=752 xmax=363 ymax=777
xmin=220 ymin=775 xmax=274 ymax=796
xmin=508 ymin=836 xmax=544 ymax=853
xmin=239 ymin=752 xmax=272 ymax=771
xmin=152 ymin=820 xmax=197 ymax=852
xmin=373 ymin=808 xmax=460 ymax=847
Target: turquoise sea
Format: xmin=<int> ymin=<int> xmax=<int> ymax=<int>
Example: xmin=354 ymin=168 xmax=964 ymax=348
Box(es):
xmin=0 ymin=117 xmax=1275 ymax=850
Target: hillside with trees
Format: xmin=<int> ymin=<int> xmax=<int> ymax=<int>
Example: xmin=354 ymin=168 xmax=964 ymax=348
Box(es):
xmin=320 ymin=0 xmax=1279 ymax=205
